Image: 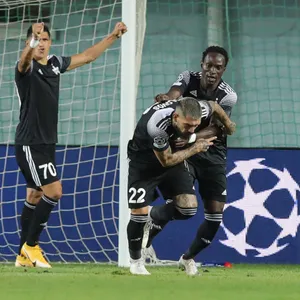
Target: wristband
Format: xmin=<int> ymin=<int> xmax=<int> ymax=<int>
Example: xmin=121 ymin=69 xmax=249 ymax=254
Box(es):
xmin=188 ymin=133 xmax=196 ymax=144
xmin=30 ymin=36 xmax=40 ymax=48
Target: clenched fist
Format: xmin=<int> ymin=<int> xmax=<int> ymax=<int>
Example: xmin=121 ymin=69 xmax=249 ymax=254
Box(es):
xmin=112 ymin=22 xmax=127 ymax=38
xmin=32 ymin=22 xmax=44 ymax=39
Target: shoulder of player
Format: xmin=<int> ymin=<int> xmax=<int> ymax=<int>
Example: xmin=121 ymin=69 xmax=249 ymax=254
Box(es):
xmin=146 ymin=107 xmax=174 ymax=134
xmin=177 ymin=70 xmax=200 ymax=80
xmin=218 ymin=80 xmax=237 ymax=96
xmin=149 ymin=106 xmax=175 ymax=120
xmin=186 ymin=71 xmax=201 ymax=79
xmin=198 ymin=100 xmax=213 ymax=117
xmin=47 ymin=54 xmax=63 ymax=68
xmin=217 ymin=81 xmax=238 ymax=107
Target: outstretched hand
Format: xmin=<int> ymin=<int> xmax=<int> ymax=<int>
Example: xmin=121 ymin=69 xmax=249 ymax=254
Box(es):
xmin=32 ymin=22 xmax=44 ymax=39
xmin=194 ymin=136 xmax=217 ymax=153
xmin=112 ymin=22 xmax=127 ymax=38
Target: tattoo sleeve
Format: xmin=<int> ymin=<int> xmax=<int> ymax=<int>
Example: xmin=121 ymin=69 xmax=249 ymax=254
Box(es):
xmin=154 ymin=143 xmax=201 ymax=167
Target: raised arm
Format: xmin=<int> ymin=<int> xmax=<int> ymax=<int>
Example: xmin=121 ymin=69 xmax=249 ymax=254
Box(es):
xmin=18 ymin=23 xmax=44 ymax=74
xmin=67 ymin=22 xmax=127 ymax=71
xmin=155 ymin=70 xmax=191 ymax=102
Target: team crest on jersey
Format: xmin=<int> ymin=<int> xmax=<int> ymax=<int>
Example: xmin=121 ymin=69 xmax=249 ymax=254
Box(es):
xmin=189 ymin=90 xmax=197 ymax=97
xmin=173 ymin=73 xmax=183 ymax=86
xmin=51 ymin=64 xmax=60 ymax=75
xmin=153 ymin=136 xmax=167 ymax=149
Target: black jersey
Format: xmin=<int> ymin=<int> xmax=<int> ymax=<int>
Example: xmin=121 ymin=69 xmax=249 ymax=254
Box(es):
xmin=127 ymin=99 xmax=212 ymax=168
xmin=172 ymin=71 xmax=237 ymax=164
xmin=15 ymin=55 xmax=71 ymax=145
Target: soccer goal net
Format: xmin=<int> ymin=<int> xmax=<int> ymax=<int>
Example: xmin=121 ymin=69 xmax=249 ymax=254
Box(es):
xmin=0 ymin=0 xmax=146 ymax=263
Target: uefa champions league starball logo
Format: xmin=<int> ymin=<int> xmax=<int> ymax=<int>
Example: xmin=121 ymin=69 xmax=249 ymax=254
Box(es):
xmin=220 ymin=158 xmax=300 ymax=257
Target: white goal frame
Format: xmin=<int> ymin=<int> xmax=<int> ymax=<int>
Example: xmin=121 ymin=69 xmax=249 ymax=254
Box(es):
xmin=118 ymin=0 xmax=139 ymax=267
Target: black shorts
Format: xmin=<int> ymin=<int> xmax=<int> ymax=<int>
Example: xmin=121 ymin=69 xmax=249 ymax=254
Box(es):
xmin=128 ymin=161 xmax=195 ymax=209
xmin=187 ymin=160 xmax=227 ymax=202
xmin=15 ymin=144 xmax=59 ymax=189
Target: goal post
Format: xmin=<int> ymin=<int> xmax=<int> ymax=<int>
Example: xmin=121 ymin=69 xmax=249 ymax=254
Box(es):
xmin=119 ymin=0 xmax=147 ymax=267
xmin=119 ymin=0 xmax=137 ymax=268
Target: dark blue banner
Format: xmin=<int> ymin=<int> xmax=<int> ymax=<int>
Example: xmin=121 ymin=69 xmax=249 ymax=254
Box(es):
xmin=154 ymin=148 xmax=300 ymax=264
xmin=1 ymin=146 xmax=299 ymax=264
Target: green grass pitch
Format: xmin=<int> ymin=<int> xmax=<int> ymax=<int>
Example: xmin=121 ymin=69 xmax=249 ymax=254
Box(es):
xmin=1 ymin=264 xmax=299 ymax=300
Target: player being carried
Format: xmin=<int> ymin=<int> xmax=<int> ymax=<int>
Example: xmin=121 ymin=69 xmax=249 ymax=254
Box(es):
xmin=126 ymin=96 xmax=235 ymax=275
xmin=143 ymin=46 xmax=238 ymax=275
xmin=14 ymin=21 xmax=127 ymax=268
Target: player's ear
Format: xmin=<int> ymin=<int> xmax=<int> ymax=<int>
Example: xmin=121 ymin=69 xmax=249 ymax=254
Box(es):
xmin=173 ymin=112 xmax=179 ymax=122
xmin=200 ymin=61 xmax=203 ymax=69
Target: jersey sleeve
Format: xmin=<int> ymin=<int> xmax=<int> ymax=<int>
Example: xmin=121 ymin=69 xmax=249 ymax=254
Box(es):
xmin=15 ymin=60 xmax=33 ymax=81
xmin=56 ymin=56 xmax=71 ymax=73
xmin=219 ymin=92 xmax=238 ymax=116
xmin=170 ymin=70 xmax=191 ymax=94
xmin=199 ymin=100 xmax=213 ymax=120
xmin=147 ymin=114 xmax=170 ymax=152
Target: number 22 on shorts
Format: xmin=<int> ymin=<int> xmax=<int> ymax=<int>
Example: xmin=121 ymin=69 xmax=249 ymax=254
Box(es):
xmin=128 ymin=187 xmax=146 ymax=204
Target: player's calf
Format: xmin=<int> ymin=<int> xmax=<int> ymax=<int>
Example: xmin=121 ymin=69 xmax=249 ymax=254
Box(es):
xmin=18 ymin=188 xmax=43 ymax=255
xmin=26 ymin=181 xmax=62 ymax=247
xmin=128 ymin=207 xmax=150 ymax=275
xmin=128 ymin=209 xmax=148 ymax=260
xmin=144 ymin=195 xmax=197 ymax=251
xmin=21 ymin=181 xmax=62 ymax=268
xmin=183 ymin=212 xmax=223 ymax=260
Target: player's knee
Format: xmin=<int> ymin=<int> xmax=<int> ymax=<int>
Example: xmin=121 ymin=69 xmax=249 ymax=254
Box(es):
xmin=174 ymin=205 xmax=197 ymax=219
xmin=174 ymin=194 xmax=198 ymax=208
xmin=52 ymin=191 xmax=62 ymax=201
xmin=131 ymin=207 xmax=149 ymax=215
xmin=42 ymin=181 xmax=62 ymax=200
xmin=27 ymin=188 xmax=43 ymax=205
xmin=49 ymin=186 xmax=62 ymax=200
xmin=204 ymin=200 xmax=225 ymax=213
xmin=173 ymin=194 xmax=198 ymax=219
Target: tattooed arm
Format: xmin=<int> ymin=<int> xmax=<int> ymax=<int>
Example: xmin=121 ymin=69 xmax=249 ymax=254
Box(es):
xmin=154 ymin=137 xmax=216 ymax=167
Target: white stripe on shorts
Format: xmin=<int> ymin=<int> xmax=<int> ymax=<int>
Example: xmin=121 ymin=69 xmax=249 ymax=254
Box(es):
xmin=23 ymin=146 xmax=41 ymax=187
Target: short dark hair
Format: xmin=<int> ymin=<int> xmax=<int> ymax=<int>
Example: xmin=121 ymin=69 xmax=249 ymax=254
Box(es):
xmin=26 ymin=24 xmax=51 ymax=39
xmin=202 ymin=45 xmax=229 ymax=66
xmin=176 ymin=97 xmax=202 ymax=119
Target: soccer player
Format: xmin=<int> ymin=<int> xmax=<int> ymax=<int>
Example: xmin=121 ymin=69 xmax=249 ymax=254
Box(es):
xmin=143 ymin=46 xmax=237 ymax=275
xmin=14 ymin=22 xmax=127 ymax=268
xmin=127 ymin=97 xmax=235 ymax=275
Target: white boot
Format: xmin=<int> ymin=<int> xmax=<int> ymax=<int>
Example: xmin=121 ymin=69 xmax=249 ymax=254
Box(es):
xmin=179 ymin=255 xmax=199 ymax=276
xmin=130 ymin=258 xmax=151 ymax=275
xmin=142 ymin=245 xmax=158 ymax=264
